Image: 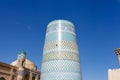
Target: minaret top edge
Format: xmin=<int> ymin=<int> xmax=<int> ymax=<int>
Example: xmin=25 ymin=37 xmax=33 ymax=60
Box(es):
xmin=47 ymin=20 xmax=75 ymax=28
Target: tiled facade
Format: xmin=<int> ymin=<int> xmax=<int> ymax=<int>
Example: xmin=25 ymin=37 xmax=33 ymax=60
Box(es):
xmin=40 ymin=20 xmax=82 ymax=80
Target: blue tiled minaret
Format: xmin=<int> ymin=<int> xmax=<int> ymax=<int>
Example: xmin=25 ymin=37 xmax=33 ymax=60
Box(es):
xmin=40 ymin=20 xmax=82 ymax=80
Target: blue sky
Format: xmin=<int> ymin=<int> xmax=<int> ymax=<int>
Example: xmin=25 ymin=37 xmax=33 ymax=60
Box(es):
xmin=0 ymin=0 xmax=120 ymax=80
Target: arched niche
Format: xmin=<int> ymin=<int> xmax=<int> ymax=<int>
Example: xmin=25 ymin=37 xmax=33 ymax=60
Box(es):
xmin=0 ymin=77 xmax=6 ymax=80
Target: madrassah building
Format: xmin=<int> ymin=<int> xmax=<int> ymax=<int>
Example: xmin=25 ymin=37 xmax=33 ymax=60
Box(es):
xmin=0 ymin=51 xmax=40 ymax=80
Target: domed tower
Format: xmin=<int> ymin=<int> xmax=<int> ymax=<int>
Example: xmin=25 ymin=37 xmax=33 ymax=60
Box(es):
xmin=11 ymin=51 xmax=37 ymax=70
xmin=16 ymin=50 xmax=26 ymax=80
xmin=40 ymin=20 xmax=82 ymax=80
xmin=11 ymin=50 xmax=38 ymax=80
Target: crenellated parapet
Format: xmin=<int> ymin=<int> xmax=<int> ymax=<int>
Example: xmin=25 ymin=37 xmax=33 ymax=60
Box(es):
xmin=108 ymin=68 xmax=120 ymax=71
xmin=108 ymin=68 xmax=120 ymax=80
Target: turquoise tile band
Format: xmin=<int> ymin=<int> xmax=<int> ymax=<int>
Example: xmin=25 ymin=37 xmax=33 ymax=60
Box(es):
xmin=40 ymin=20 xmax=82 ymax=80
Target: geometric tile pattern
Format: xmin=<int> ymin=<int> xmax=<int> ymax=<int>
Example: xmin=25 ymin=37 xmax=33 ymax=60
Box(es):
xmin=44 ymin=41 xmax=78 ymax=51
xmin=40 ymin=20 xmax=82 ymax=80
xmin=45 ymin=32 xmax=77 ymax=43
xmin=41 ymin=60 xmax=80 ymax=73
xmin=41 ymin=72 xmax=81 ymax=80
xmin=43 ymin=52 xmax=79 ymax=62
xmin=43 ymin=49 xmax=79 ymax=54
xmin=46 ymin=26 xmax=75 ymax=35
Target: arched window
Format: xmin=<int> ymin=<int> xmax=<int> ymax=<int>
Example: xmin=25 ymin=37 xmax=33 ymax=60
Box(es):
xmin=0 ymin=77 xmax=6 ymax=80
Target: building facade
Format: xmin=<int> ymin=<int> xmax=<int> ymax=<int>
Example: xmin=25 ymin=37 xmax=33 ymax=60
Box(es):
xmin=0 ymin=62 xmax=18 ymax=80
xmin=0 ymin=51 xmax=40 ymax=80
xmin=40 ymin=20 xmax=82 ymax=80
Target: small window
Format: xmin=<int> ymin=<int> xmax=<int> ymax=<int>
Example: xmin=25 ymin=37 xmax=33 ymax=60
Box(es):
xmin=56 ymin=44 xmax=58 ymax=46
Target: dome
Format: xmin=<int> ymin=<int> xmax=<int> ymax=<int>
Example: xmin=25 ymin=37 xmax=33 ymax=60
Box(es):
xmin=11 ymin=59 xmax=37 ymax=71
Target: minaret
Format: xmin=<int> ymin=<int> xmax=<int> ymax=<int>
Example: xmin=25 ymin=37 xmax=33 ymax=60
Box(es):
xmin=115 ymin=48 xmax=120 ymax=64
xmin=17 ymin=51 xmax=26 ymax=80
xmin=40 ymin=20 xmax=82 ymax=80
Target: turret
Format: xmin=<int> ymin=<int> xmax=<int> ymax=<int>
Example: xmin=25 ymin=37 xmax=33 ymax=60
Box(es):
xmin=17 ymin=50 xmax=26 ymax=67
xmin=17 ymin=50 xmax=26 ymax=80
xmin=115 ymin=48 xmax=120 ymax=65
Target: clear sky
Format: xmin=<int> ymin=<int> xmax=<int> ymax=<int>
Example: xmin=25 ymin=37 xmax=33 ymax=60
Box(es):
xmin=0 ymin=0 xmax=120 ymax=80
